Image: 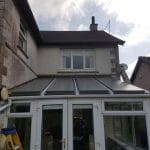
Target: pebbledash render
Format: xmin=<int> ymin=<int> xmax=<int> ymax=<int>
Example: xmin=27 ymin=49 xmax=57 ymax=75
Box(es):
xmin=0 ymin=0 xmax=150 ymax=150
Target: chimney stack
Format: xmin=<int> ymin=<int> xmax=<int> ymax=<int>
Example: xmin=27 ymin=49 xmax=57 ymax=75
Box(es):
xmin=90 ymin=16 xmax=98 ymax=31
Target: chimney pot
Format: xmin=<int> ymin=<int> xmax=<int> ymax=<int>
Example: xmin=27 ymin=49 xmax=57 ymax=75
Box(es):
xmin=90 ymin=16 xmax=98 ymax=31
xmin=92 ymin=16 xmax=95 ymax=24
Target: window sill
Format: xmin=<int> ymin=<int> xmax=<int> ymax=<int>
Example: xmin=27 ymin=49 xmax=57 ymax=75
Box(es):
xmin=58 ymin=69 xmax=99 ymax=73
xmin=17 ymin=45 xmax=28 ymax=59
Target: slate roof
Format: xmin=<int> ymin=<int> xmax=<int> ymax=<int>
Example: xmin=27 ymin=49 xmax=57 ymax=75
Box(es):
xmin=131 ymin=57 xmax=150 ymax=82
xmin=40 ymin=31 xmax=125 ymax=45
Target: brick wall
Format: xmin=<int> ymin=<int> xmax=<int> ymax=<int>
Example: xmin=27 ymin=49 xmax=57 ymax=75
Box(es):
xmin=0 ymin=0 xmax=37 ymax=88
xmin=0 ymin=0 xmax=5 ymax=88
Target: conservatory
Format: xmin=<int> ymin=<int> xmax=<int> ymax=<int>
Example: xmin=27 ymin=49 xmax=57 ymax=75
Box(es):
xmin=6 ymin=76 xmax=150 ymax=150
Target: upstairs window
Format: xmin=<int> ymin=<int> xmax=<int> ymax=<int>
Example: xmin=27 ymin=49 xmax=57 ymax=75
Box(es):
xmin=85 ymin=56 xmax=94 ymax=68
xmin=63 ymin=56 xmax=71 ymax=68
xmin=18 ymin=23 xmax=27 ymax=52
xmin=73 ymin=56 xmax=84 ymax=69
xmin=62 ymin=50 xmax=95 ymax=70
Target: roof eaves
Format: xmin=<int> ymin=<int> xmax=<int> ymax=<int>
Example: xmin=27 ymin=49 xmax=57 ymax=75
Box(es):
xmin=12 ymin=0 xmax=42 ymax=44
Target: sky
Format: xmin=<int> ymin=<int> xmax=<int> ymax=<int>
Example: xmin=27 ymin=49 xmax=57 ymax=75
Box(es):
xmin=28 ymin=0 xmax=150 ymax=77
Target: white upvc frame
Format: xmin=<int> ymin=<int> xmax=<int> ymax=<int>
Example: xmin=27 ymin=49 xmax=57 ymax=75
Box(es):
xmin=18 ymin=22 xmax=27 ymax=52
xmin=68 ymin=99 xmax=105 ymax=150
xmin=60 ymin=49 xmax=96 ymax=71
xmin=7 ymin=97 xmax=150 ymax=150
xmin=102 ymin=98 xmax=146 ymax=115
xmin=35 ymin=99 xmax=68 ymax=150
xmin=7 ymin=100 xmax=34 ymax=150
xmin=7 ymin=101 xmax=33 ymax=117
xmin=143 ymin=99 xmax=150 ymax=150
xmin=33 ymin=98 xmax=105 ymax=150
xmin=101 ymin=98 xmax=150 ymax=150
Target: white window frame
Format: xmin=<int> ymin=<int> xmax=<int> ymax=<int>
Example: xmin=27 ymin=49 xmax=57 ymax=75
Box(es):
xmin=102 ymin=98 xmax=150 ymax=150
xmin=7 ymin=100 xmax=34 ymax=150
xmin=102 ymin=98 xmax=146 ymax=116
xmin=7 ymin=101 xmax=32 ymax=117
xmin=68 ymin=99 xmax=105 ymax=150
xmin=18 ymin=23 xmax=27 ymax=52
xmin=61 ymin=49 xmax=96 ymax=71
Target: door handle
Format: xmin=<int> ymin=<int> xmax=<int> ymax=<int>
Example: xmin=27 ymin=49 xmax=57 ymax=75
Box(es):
xmin=59 ymin=138 xmax=66 ymax=149
xmin=63 ymin=138 xmax=66 ymax=150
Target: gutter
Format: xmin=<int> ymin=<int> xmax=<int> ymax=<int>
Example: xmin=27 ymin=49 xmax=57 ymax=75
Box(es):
xmin=9 ymin=93 xmax=150 ymax=101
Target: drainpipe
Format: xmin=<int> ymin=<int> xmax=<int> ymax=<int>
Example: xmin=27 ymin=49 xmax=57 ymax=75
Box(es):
xmin=118 ymin=63 xmax=130 ymax=83
xmin=0 ymin=100 xmax=11 ymax=113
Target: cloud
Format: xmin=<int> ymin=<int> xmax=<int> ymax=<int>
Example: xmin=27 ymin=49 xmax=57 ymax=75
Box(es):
xmin=121 ymin=40 xmax=150 ymax=77
xmin=102 ymin=0 xmax=150 ymax=46
xmin=28 ymin=0 xmax=87 ymax=30
xmin=77 ymin=24 xmax=88 ymax=31
xmin=127 ymin=60 xmax=138 ymax=78
xmin=28 ymin=0 xmax=134 ymax=34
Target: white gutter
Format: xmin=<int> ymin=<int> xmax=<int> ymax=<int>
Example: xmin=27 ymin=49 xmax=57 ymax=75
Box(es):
xmin=9 ymin=93 xmax=150 ymax=101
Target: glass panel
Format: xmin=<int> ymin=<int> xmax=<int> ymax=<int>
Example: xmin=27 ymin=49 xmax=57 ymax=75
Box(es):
xmin=105 ymin=102 xmax=143 ymax=111
xmin=73 ymin=56 xmax=83 ymax=69
xmin=10 ymin=103 xmax=30 ymax=113
xmin=63 ymin=56 xmax=71 ymax=68
xmin=104 ymin=116 xmax=148 ymax=150
xmin=20 ymin=24 xmax=26 ymax=37
xmin=42 ymin=105 xmax=63 ymax=150
xmin=8 ymin=118 xmax=31 ymax=150
xmin=18 ymin=33 xmax=26 ymax=51
xmin=73 ymin=105 xmax=95 ymax=150
xmin=85 ymin=56 xmax=94 ymax=68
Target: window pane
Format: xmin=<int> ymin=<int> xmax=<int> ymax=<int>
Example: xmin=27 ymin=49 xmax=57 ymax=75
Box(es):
xmin=20 ymin=24 xmax=26 ymax=37
xmin=10 ymin=103 xmax=30 ymax=113
xmin=85 ymin=56 xmax=94 ymax=68
xmin=19 ymin=33 xmax=26 ymax=51
xmin=42 ymin=105 xmax=63 ymax=150
xmin=8 ymin=118 xmax=31 ymax=150
xmin=104 ymin=116 xmax=148 ymax=150
xmin=73 ymin=56 xmax=83 ymax=69
xmin=73 ymin=105 xmax=95 ymax=150
xmin=105 ymin=102 xmax=143 ymax=111
xmin=63 ymin=56 xmax=71 ymax=68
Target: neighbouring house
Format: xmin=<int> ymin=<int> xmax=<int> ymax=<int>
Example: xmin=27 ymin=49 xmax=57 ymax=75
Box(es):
xmin=131 ymin=56 xmax=150 ymax=91
xmin=0 ymin=0 xmax=150 ymax=150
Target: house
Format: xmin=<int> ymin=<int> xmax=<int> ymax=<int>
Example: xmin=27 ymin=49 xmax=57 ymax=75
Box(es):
xmin=0 ymin=0 xmax=150 ymax=150
xmin=131 ymin=56 xmax=150 ymax=91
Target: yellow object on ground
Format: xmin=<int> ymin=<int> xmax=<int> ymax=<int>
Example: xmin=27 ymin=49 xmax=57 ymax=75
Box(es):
xmin=1 ymin=128 xmax=23 ymax=150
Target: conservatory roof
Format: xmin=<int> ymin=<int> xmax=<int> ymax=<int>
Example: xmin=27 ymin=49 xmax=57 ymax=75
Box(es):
xmin=10 ymin=76 xmax=147 ymax=96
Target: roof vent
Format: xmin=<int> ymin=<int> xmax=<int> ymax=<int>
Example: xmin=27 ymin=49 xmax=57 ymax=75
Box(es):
xmin=90 ymin=16 xmax=98 ymax=31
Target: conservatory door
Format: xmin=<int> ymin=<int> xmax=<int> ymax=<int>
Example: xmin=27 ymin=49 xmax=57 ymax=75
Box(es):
xmin=36 ymin=100 xmax=67 ymax=150
xmin=36 ymin=100 xmax=103 ymax=150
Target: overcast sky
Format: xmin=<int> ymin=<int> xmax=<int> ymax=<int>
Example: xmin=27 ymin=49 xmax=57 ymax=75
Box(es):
xmin=28 ymin=0 xmax=150 ymax=77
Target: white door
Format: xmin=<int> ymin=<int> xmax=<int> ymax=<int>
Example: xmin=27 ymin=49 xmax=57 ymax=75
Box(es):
xmin=36 ymin=100 xmax=67 ymax=150
xmin=35 ymin=100 xmax=104 ymax=150
xmin=68 ymin=100 xmax=104 ymax=150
